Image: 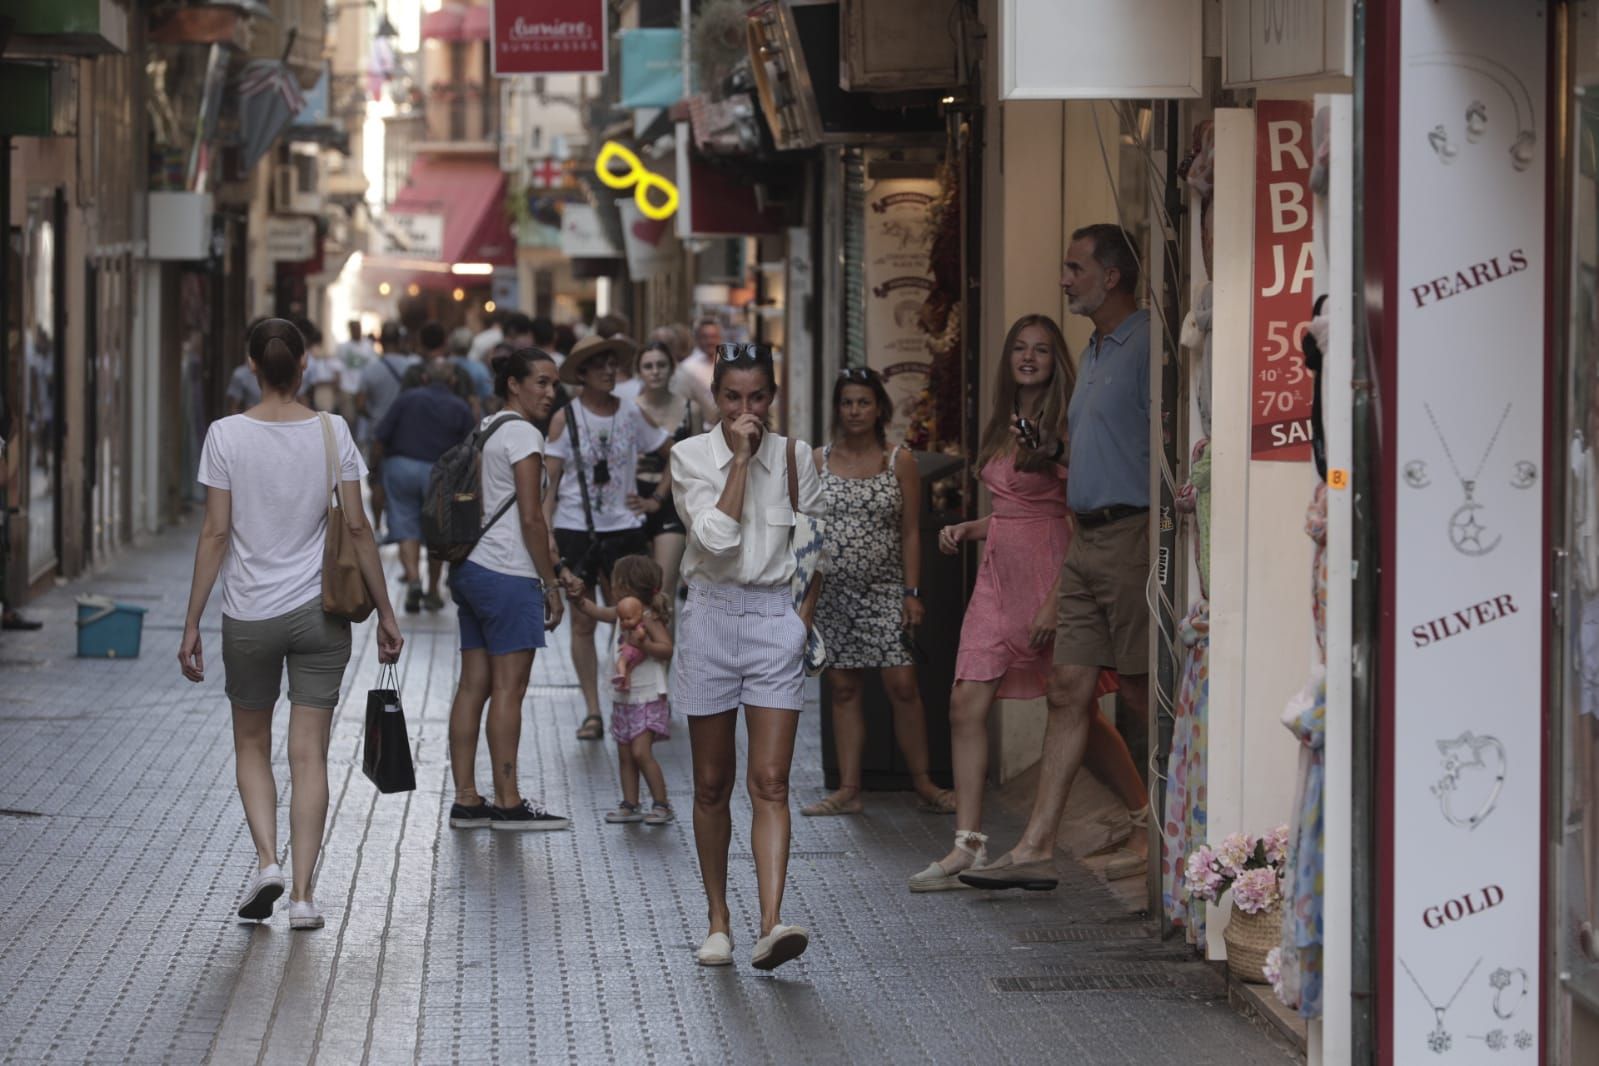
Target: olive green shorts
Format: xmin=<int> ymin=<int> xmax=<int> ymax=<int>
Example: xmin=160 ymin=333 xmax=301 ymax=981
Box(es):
xmin=221 ymin=597 xmax=353 ymax=711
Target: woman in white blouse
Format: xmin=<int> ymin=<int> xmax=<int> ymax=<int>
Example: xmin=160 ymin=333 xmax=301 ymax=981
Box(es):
xmin=669 ymin=345 xmax=824 ymax=972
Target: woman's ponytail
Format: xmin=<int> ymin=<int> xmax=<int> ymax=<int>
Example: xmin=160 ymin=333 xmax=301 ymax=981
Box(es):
xmin=247 ymin=318 xmax=306 ymax=392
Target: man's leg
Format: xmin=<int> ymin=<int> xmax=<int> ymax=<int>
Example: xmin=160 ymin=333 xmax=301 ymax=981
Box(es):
xmin=1010 ymin=664 xmax=1101 ymax=862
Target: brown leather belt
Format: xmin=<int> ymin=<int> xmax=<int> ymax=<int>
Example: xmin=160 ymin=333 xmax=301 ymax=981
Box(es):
xmin=1073 ymin=505 xmax=1148 ymax=528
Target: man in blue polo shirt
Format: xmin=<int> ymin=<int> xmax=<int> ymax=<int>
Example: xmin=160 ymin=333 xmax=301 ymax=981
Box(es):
xmin=963 ymin=223 xmax=1152 ymax=892
xmin=375 ymin=356 xmax=475 ymax=612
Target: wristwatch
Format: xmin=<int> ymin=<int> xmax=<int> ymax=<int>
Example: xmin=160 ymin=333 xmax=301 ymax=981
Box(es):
xmin=903 ymin=587 xmax=922 ymax=599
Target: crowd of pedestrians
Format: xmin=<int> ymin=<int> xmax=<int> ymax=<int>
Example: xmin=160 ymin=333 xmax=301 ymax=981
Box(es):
xmin=180 ymin=220 xmax=1156 ymax=973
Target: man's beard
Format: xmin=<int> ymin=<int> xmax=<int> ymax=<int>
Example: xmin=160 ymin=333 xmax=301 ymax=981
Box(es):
xmin=1068 ymin=288 xmax=1105 ymax=316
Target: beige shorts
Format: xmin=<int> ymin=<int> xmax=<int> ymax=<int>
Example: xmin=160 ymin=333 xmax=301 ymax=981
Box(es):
xmin=1054 ymin=511 xmax=1150 ymax=675
xmin=222 ymin=597 xmax=352 ymax=710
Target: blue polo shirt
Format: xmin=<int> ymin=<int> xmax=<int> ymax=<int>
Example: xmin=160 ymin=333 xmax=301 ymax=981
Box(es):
xmin=1066 ymin=308 xmax=1150 ymax=512
xmin=375 ymin=382 xmax=475 ymax=464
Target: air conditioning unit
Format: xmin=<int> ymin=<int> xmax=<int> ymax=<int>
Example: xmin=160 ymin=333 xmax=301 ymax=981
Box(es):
xmin=274 ymin=149 xmax=323 ymax=215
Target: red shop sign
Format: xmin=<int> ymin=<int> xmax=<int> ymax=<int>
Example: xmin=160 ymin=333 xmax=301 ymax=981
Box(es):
xmin=491 ymin=0 xmax=607 ymax=76
xmin=1249 ymin=99 xmax=1315 ymax=461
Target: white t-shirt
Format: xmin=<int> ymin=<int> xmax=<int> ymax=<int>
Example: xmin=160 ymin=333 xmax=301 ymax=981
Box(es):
xmin=613 ymin=376 xmax=643 ymax=405
xmin=198 ymin=414 xmax=368 ymax=621
xmin=466 ymin=412 xmax=547 ymax=578
xmin=546 ymin=400 xmax=670 ymax=532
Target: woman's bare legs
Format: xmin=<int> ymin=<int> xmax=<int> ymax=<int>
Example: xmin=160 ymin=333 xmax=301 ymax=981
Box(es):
xmin=815 ymin=669 xmax=866 ymax=811
xmin=938 ymin=679 xmax=1001 ymax=868
xmin=689 ymin=709 xmax=739 ymax=937
xmin=881 ymin=665 xmax=947 ymax=805
xmin=568 ymin=578 xmax=603 ymax=732
xmin=653 ymin=531 xmax=686 ymax=613
xmin=487 ymin=650 xmax=535 ymax=807
xmin=286 ymin=704 xmax=335 ymax=902
xmin=231 ymin=705 xmax=278 ymax=870
xmin=447 ymin=648 xmax=493 ymax=805
xmin=745 ymin=706 xmax=800 ymax=935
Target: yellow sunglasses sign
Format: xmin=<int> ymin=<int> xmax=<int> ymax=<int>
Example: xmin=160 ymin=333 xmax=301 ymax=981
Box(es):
xmin=595 ymin=142 xmax=680 ymax=221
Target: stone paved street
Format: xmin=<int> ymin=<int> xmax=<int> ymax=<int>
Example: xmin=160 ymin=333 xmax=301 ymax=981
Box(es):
xmin=0 ymin=522 xmax=1299 ymax=1065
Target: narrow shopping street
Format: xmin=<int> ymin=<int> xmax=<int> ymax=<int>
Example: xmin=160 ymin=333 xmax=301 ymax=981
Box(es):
xmin=0 ymin=523 xmax=1295 ymax=1066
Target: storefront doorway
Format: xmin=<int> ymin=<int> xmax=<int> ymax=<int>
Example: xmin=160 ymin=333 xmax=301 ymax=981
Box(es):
xmin=21 ymin=190 xmax=65 ymax=585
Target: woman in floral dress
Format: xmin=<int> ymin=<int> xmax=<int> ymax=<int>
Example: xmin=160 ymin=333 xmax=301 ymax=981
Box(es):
xmin=803 ymin=368 xmax=954 ymax=816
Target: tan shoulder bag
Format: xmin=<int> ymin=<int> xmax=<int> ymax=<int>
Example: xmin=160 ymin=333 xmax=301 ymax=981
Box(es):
xmin=319 ymin=413 xmax=376 ymax=622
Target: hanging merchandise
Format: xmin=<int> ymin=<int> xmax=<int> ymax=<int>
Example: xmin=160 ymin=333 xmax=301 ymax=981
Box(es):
xmin=1163 ymin=439 xmax=1212 ymax=945
xmin=1181 ymin=284 xmax=1214 ymax=439
xmin=1270 ymin=484 xmax=1329 ymax=1020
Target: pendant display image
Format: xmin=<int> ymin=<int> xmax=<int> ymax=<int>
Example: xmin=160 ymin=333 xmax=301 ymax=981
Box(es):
xmin=1400 ymin=956 xmax=1483 ymax=1056
xmin=1448 ymin=486 xmax=1502 ymax=557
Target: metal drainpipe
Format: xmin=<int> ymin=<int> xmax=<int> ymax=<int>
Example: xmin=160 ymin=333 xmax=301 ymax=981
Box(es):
xmin=1350 ymin=2 xmax=1378 ymax=1059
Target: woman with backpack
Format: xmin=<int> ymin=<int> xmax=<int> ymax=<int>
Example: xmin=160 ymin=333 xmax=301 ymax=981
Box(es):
xmin=444 ymin=348 xmax=570 ymax=832
xmin=179 ymin=319 xmax=404 ymax=930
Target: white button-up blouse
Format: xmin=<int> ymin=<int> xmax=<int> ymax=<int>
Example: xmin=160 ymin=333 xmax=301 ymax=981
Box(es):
xmin=670 ymin=427 xmax=824 ymax=588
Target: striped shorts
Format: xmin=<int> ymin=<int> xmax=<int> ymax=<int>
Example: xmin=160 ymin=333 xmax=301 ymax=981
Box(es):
xmin=671 ymin=583 xmax=808 ymax=715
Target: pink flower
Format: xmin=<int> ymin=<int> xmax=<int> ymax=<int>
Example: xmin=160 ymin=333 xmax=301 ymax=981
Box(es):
xmin=1264 ymin=825 xmax=1291 ymax=866
xmin=1217 ymin=832 xmax=1253 ymax=877
xmin=1232 ymin=867 xmax=1281 ymax=915
xmin=1184 ymin=848 xmax=1224 ymax=901
xmin=1263 ymin=946 xmax=1284 ymax=990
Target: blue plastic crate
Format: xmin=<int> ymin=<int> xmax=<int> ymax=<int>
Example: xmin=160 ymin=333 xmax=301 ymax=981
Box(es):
xmin=76 ymin=596 xmax=148 ymax=659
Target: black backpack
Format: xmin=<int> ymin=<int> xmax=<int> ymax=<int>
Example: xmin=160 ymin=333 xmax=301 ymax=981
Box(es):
xmin=423 ymin=414 xmax=526 ymax=564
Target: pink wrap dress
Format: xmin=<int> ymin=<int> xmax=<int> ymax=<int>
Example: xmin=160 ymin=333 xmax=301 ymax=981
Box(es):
xmin=954 ymin=455 xmax=1073 ymax=699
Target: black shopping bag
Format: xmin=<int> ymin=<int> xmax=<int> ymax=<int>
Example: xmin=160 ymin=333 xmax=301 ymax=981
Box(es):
xmin=363 ymin=664 xmax=416 ymax=793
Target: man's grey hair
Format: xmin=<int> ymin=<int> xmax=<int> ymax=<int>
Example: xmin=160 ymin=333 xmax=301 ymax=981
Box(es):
xmin=1071 ymin=223 xmax=1141 ymax=295
xmin=426 ymin=357 xmax=456 ymax=385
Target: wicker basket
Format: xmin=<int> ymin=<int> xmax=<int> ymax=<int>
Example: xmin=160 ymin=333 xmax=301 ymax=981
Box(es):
xmin=1222 ymin=900 xmax=1282 ymax=984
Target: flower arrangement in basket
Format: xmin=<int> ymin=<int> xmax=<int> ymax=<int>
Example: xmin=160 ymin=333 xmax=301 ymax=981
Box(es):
xmin=1184 ymin=826 xmax=1290 ymax=984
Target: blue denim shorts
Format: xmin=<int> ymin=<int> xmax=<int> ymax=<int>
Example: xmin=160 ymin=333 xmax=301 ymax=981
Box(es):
xmin=450 ymin=560 xmax=546 ymax=655
xmin=381 ymin=455 xmax=433 ymax=543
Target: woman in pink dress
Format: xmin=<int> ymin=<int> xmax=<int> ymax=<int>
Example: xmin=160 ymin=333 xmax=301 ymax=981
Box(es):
xmin=910 ymin=314 xmax=1113 ymax=891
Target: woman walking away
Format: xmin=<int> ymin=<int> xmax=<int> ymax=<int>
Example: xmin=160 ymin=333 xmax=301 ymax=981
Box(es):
xmin=445 ymin=348 xmax=570 ymax=832
xmin=671 ymin=343 xmax=824 ymax=971
xmin=908 ymin=314 xmax=1121 ymax=892
xmin=544 ymin=333 xmax=671 ymax=742
xmin=180 ymin=318 xmax=404 ymax=930
xmin=632 ymin=338 xmax=704 ymax=609
xmin=803 ymin=368 xmax=953 ymax=817
xmin=567 ymin=554 xmax=677 ymax=826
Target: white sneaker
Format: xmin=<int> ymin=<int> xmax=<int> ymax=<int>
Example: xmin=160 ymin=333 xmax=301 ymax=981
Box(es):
xmin=695 ymin=932 xmax=733 ymax=967
xmin=288 ymin=900 xmax=324 ymax=930
xmin=237 ymin=863 xmax=285 ymax=921
xmin=751 ymin=924 xmax=809 ymax=971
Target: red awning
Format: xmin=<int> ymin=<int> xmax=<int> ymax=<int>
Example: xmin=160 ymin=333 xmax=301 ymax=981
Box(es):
xmin=421 ymin=6 xmax=464 ymax=41
xmin=461 ymin=4 xmax=490 ymax=41
xmin=421 ymin=3 xmax=489 ymax=42
xmin=368 ymin=157 xmax=514 ymax=291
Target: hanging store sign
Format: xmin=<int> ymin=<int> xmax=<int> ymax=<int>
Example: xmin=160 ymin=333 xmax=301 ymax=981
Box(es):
xmin=595 ymin=141 xmax=678 ymax=221
xmin=862 ymin=160 xmax=940 ymax=444
xmin=373 ymin=212 xmax=444 ymax=261
xmin=560 ymin=203 xmax=620 ymax=259
xmin=1000 ymin=0 xmax=1201 ymax=99
xmin=265 ymin=216 xmax=317 ymax=262
xmin=1379 ymin=3 xmax=1547 ymax=1063
xmin=618 ymin=200 xmax=677 ymax=280
xmin=1249 ymin=99 xmax=1315 ymax=461
xmin=619 ymin=28 xmax=682 ymax=109
xmin=490 ymin=0 xmax=606 ymax=76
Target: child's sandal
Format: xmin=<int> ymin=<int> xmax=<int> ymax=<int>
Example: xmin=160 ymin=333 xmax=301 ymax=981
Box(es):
xmin=644 ymin=802 xmax=675 ymax=826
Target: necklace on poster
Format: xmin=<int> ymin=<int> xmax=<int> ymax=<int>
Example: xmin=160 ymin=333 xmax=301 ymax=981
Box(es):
xmin=1400 ymin=955 xmax=1482 ymax=1054
xmin=1402 ymin=402 xmax=1534 ymax=557
xmin=1430 ymin=731 xmax=1507 ymax=831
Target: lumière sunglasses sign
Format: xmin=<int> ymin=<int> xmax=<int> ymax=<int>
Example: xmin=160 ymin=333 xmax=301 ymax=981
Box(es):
xmin=490 ymin=0 xmax=606 ymax=76
xmin=1382 ymin=2 xmax=1547 ymax=1063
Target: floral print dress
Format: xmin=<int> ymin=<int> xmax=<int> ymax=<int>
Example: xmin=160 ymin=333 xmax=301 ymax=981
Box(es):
xmin=814 ymin=446 xmax=914 ymax=670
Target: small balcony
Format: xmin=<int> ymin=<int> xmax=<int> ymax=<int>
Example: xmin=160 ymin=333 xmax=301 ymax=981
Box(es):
xmin=416 ymin=81 xmax=500 ymax=154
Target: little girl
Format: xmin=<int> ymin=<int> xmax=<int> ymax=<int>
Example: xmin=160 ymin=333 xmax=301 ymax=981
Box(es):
xmin=570 ymin=554 xmax=676 ymax=825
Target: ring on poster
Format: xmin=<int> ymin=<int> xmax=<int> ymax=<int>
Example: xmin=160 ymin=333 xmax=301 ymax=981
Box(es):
xmin=595 ymin=142 xmax=679 ymax=221
xmin=1405 ymin=460 xmax=1432 ymax=489
xmin=1489 ymin=965 xmax=1530 ymax=1019
xmin=1409 ymin=52 xmax=1538 ymax=172
xmin=1400 ymin=955 xmax=1482 ymax=1055
xmin=1430 ymin=731 xmax=1506 ymax=831
xmin=1511 ymin=460 xmax=1538 ymax=489
xmin=1421 ymin=401 xmax=1513 ymax=556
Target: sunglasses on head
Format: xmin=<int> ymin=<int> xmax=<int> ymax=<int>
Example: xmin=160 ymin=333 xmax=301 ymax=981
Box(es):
xmin=837 ymin=367 xmax=877 ymax=383
xmin=716 ymin=343 xmax=774 ymax=363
